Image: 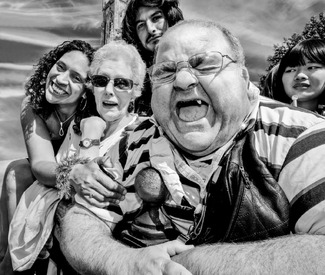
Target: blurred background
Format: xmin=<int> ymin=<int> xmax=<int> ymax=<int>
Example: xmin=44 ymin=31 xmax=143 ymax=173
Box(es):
xmin=1 ymin=0 xmax=325 ymax=182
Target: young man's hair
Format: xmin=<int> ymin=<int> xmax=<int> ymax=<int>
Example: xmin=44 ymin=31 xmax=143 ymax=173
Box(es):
xmin=122 ymin=0 xmax=183 ymax=66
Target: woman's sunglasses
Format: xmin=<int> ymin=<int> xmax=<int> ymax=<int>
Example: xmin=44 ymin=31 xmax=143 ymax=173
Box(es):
xmin=91 ymin=75 xmax=137 ymax=91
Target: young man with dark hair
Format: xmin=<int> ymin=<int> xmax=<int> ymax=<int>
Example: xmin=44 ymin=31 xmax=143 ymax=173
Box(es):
xmin=122 ymin=0 xmax=184 ymax=116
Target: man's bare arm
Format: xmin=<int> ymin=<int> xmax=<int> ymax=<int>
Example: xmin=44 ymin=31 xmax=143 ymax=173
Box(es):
xmin=172 ymin=234 xmax=325 ymax=274
xmin=57 ymin=203 xmax=193 ymax=275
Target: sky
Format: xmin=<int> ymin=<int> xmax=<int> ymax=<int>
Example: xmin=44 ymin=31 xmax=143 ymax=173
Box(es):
xmin=0 ymin=0 xmax=324 ymax=165
xmin=1 ymin=0 xmax=325 ymax=82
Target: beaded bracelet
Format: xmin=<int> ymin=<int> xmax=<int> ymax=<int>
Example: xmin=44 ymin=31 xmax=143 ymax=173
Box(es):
xmin=55 ymin=154 xmax=90 ymax=200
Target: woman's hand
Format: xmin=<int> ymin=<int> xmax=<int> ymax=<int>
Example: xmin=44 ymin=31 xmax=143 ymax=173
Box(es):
xmin=69 ymin=157 xmax=126 ymax=207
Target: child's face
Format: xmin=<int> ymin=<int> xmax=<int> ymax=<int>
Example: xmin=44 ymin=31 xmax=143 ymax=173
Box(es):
xmin=282 ymin=56 xmax=325 ymax=103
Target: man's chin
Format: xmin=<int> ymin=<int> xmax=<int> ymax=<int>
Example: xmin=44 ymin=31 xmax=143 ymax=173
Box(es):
xmin=172 ymin=132 xmax=217 ymax=156
xmin=145 ymin=45 xmax=155 ymax=52
xmin=146 ymin=40 xmax=159 ymax=52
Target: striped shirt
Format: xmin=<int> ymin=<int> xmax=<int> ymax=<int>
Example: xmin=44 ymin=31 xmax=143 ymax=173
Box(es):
xmin=84 ymin=95 xmax=325 ymax=239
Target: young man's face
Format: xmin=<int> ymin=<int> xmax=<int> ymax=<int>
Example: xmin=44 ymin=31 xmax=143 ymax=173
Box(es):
xmin=136 ymin=6 xmax=168 ymax=52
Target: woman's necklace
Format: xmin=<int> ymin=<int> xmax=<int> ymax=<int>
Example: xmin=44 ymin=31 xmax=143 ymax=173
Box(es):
xmin=54 ymin=108 xmax=77 ymax=137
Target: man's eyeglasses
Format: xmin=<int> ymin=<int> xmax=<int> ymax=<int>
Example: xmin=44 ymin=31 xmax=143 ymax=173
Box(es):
xmin=91 ymin=75 xmax=137 ymax=91
xmin=148 ymin=51 xmax=236 ymax=84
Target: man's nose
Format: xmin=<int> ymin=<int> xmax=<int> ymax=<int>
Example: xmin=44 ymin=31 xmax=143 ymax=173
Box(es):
xmin=173 ymin=68 xmax=199 ymax=92
xmin=146 ymin=20 xmax=157 ymax=34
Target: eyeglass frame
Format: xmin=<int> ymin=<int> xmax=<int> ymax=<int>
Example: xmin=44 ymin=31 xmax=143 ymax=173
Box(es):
xmin=148 ymin=50 xmax=237 ymax=84
xmin=90 ymin=75 xmax=138 ymax=91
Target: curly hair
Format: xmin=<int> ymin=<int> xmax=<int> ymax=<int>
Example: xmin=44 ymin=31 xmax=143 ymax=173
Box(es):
xmin=25 ymin=40 xmax=98 ymax=135
xmin=121 ymin=0 xmax=184 ymax=67
xmin=272 ymin=39 xmax=325 ymax=105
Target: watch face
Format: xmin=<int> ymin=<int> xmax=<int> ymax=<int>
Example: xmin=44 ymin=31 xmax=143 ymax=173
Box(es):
xmin=83 ymin=139 xmax=91 ymax=147
xmin=80 ymin=138 xmax=99 ymax=148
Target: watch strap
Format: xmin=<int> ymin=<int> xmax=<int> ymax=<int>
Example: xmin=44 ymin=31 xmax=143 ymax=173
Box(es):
xmin=79 ymin=138 xmax=100 ymax=148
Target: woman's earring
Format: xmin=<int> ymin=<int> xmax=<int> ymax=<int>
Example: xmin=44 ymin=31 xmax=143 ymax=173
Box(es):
xmin=79 ymin=95 xmax=87 ymax=111
xmin=128 ymin=100 xmax=134 ymax=113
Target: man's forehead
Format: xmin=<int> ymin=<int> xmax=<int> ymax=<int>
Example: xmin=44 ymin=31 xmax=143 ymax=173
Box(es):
xmin=136 ymin=6 xmax=162 ymax=21
xmin=156 ymin=25 xmax=230 ymax=61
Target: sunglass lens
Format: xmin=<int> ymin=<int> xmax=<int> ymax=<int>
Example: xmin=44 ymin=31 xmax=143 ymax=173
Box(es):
xmin=114 ymin=78 xmax=133 ymax=90
xmin=92 ymin=76 xmax=108 ymax=87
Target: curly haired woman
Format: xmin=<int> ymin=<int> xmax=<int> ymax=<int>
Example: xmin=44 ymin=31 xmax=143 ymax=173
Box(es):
xmin=0 ymin=39 xmax=98 ymax=274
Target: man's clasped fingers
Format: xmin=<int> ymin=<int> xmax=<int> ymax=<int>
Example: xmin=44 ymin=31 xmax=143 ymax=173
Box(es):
xmin=134 ymin=240 xmax=193 ymax=275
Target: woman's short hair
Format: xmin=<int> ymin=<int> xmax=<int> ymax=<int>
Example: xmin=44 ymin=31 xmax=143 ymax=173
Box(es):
xmin=273 ymin=38 xmax=325 ymax=104
xmin=121 ymin=0 xmax=183 ymax=66
xmin=90 ymin=39 xmax=146 ymax=98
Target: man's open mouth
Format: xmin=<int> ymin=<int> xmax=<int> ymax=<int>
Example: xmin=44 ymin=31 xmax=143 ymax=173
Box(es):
xmin=176 ymin=99 xmax=208 ymax=122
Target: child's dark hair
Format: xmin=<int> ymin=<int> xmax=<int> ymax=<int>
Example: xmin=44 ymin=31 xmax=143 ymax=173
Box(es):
xmin=273 ymin=39 xmax=325 ymax=104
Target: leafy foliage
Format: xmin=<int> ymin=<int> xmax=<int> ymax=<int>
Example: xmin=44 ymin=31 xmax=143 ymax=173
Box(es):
xmin=260 ymin=12 xmax=325 ymax=85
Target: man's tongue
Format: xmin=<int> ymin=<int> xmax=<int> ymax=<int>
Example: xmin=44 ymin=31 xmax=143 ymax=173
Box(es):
xmin=178 ymin=104 xmax=208 ymax=122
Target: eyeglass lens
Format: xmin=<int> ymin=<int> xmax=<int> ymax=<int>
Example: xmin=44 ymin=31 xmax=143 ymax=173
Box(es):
xmin=150 ymin=51 xmax=233 ymax=83
xmin=91 ymin=75 xmax=134 ymax=90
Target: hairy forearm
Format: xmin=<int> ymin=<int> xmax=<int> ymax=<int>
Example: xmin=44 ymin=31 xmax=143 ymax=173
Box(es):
xmin=172 ymin=234 xmax=325 ymax=274
xmin=58 ymin=204 xmax=138 ymax=275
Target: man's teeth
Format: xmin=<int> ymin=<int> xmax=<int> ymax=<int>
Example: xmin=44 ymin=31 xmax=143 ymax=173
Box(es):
xmin=177 ymin=99 xmax=208 ymax=122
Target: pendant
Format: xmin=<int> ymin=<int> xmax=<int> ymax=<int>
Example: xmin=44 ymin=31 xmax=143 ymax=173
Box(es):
xmin=59 ymin=122 xmax=64 ymax=136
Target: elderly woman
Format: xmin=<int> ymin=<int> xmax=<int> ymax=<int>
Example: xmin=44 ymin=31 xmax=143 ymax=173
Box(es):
xmin=8 ymin=39 xmax=146 ymax=274
xmin=57 ymin=39 xmax=147 ymax=204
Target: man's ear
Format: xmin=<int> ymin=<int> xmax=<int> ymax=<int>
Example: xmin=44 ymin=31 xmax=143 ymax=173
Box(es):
xmin=241 ymin=67 xmax=250 ymax=88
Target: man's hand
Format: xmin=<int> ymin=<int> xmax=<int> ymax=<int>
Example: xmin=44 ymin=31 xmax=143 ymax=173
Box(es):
xmin=132 ymin=240 xmax=194 ymax=275
xmin=69 ymin=157 xmax=126 ymax=207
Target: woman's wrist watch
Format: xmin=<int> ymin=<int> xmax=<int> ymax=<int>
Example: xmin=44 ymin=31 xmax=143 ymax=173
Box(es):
xmin=79 ymin=138 xmax=100 ymax=149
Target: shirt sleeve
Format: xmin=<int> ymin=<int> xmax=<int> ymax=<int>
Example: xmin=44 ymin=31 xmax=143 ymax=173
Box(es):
xmin=278 ymin=120 xmax=325 ymax=234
